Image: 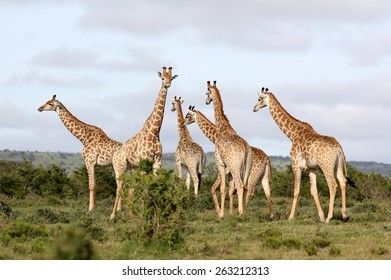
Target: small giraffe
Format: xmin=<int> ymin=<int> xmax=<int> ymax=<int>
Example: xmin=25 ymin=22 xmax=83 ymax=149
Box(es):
xmin=111 ymin=67 xmax=177 ymax=219
xmin=253 ymin=87 xmax=356 ymax=223
xmin=185 ymin=106 xmax=273 ymax=219
xmin=38 ymin=95 xmax=122 ymax=212
xmin=205 ymin=81 xmax=252 ymax=219
xmin=171 ymin=97 xmax=206 ymax=196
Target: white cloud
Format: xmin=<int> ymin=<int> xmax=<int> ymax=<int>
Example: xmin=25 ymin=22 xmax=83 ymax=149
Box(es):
xmin=6 ymin=71 xmax=104 ymax=89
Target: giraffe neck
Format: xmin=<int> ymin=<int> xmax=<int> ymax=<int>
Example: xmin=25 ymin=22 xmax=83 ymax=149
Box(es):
xmin=56 ymin=102 xmax=91 ymax=145
xmin=175 ymin=103 xmax=192 ymax=142
xmin=142 ymin=84 xmax=168 ymax=136
xmin=195 ymin=110 xmax=217 ymax=144
xmin=212 ymin=90 xmax=235 ymax=135
xmin=267 ymin=93 xmax=311 ymax=141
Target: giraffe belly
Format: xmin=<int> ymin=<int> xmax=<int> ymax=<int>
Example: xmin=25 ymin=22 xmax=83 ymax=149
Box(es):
xmin=297 ymin=154 xmax=317 ymax=170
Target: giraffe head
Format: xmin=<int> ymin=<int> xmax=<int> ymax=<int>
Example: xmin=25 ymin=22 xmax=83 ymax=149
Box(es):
xmin=253 ymin=87 xmax=270 ymax=112
xmin=205 ymin=80 xmax=219 ymax=105
xmin=185 ymin=105 xmax=197 ymax=125
xmin=158 ymin=67 xmax=178 ymax=88
xmin=171 ymin=96 xmax=184 ymax=112
xmin=38 ymin=95 xmax=61 ymax=112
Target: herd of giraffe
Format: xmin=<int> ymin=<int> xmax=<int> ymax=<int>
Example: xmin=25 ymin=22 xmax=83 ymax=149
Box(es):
xmin=37 ymin=66 xmax=355 ymax=223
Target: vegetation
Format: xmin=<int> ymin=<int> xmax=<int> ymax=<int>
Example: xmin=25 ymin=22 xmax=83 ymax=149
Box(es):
xmin=0 ymin=158 xmax=390 ymax=260
xmin=2 ymin=149 xmax=391 ymax=176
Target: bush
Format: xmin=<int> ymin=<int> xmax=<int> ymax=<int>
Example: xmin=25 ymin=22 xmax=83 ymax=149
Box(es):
xmin=0 ymin=200 xmax=13 ymax=218
xmin=53 ymin=228 xmax=96 ymax=260
xmin=0 ymin=160 xmax=75 ymax=198
xmin=70 ymin=165 xmax=117 ymax=200
xmin=122 ymin=159 xmax=191 ymax=250
xmin=1 ymin=222 xmax=48 ymax=244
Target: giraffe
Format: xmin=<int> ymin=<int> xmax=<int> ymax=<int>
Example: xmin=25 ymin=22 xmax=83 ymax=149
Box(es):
xmin=171 ymin=97 xmax=206 ymax=196
xmin=185 ymin=106 xmax=273 ymax=219
xmin=253 ymin=87 xmax=356 ymax=223
xmin=111 ymin=67 xmax=177 ymax=219
xmin=37 ymin=95 xmax=122 ymax=212
xmin=205 ymin=81 xmax=253 ymax=219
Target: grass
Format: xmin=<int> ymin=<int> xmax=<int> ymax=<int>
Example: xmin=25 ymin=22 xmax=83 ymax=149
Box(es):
xmin=0 ymin=192 xmax=390 ymax=260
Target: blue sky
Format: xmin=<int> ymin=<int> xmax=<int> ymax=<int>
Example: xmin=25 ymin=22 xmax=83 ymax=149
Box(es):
xmin=1 ymin=0 xmax=391 ymax=164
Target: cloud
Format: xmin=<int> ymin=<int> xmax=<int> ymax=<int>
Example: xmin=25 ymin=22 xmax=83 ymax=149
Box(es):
xmin=76 ymin=0 xmax=391 ymax=55
xmin=6 ymin=71 xmax=104 ymax=89
xmin=30 ymin=46 xmax=166 ymax=72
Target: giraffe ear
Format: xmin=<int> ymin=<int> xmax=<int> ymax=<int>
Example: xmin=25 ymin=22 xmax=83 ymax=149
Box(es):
xmin=172 ymin=75 xmax=178 ymax=80
xmin=158 ymin=71 xmax=162 ymax=78
xmin=181 ymin=99 xmax=184 ymax=104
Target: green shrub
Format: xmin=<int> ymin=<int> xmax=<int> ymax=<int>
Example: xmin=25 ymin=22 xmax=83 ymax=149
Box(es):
xmin=1 ymin=222 xmax=48 ymax=243
xmin=0 ymin=200 xmax=13 ymax=217
xmin=329 ymin=245 xmax=342 ymax=256
xmin=263 ymin=237 xmax=283 ymax=249
xmin=371 ymin=247 xmax=389 ymax=256
xmin=312 ymin=238 xmax=332 ymax=248
xmin=121 ymin=159 xmax=191 ymax=250
xmin=304 ymin=244 xmax=318 ymax=256
xmin=70 ymin=165 xmax=117 ymax=200
xmin=53 ymin=228 xmax=96 ymax=260
xmin=282 ymin=238 xmax=302 ymax=250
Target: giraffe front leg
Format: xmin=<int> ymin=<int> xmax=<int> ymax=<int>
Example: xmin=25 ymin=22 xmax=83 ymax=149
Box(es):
xmin=289 ymin=166 xmax=302 ymax=220
xmin=86 ymin=163 xmax=96 ymax=212
xmin=309 ymin=170 xmax=325 ymax=222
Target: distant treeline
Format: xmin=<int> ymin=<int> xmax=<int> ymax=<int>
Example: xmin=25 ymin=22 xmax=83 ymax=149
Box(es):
xmin=1 ymin=149 xmax=390 ymax=176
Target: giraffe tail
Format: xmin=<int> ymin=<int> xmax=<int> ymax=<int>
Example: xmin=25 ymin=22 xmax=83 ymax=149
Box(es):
xmin=340 ymin=147 xmax=357 ymax=189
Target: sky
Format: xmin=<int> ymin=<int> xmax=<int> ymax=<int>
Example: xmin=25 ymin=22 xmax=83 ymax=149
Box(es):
xmin=1 ymin=0 xmax=391 ymax=164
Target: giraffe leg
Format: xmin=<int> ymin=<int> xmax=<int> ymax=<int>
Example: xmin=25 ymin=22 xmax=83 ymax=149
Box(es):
xmin=188 ymin=164 xmax=199 ymax=196
xmin=233 ymin=173 xmax=245 ymax=215
xmin=111 ymin=159 xmax=127 ymax=220
xmin=218 ymin=167 xmax=227 ymax=220
xmin=261 ymin=166 xmax=274 ymax=219
xmin=153 ymin=156 xmax=162 ymax=175
xmin=309 ymin=170 xmax=325 ymax=222
xmin=86 ymin=163 xmax=96 ymax=212
xmin=324 ymin=172 xmax=338 ymax=223
xmin=228 ymin=173 xmax=235 ymax=215
xmin=337 ymin=166 xmax=348 ymax=221
xmin=289 ymin=166 xmax=302 ymax=220
xmin=186 ymin=173 xmax=191 ymax=192
xmin=211 ymin=173 xmax=221 ymax=213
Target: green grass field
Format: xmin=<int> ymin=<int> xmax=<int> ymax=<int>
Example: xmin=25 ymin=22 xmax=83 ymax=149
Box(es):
xmin=1 ymin=191 xmax=390 ymax=260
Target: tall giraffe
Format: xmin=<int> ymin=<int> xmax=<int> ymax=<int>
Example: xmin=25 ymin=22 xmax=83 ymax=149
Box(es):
xmin=38 ymin=95 xmax=122 ymax=212
xmin=205 ymin=81 xmax=252 ymax=219
xmin=253 ymin=87 xmax=356 ymax=223
xmin=171 ymin=97 xmax=206 ymax=196
xmin=111 ymin=67 xmax=177 ymax=219
xmin=185 ymin=106 xmax=273 ymax=219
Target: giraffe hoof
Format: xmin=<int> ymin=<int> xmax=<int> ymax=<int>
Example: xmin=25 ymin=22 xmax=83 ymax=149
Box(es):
xmin=343 ymin=216 xmax=350 ymax=223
